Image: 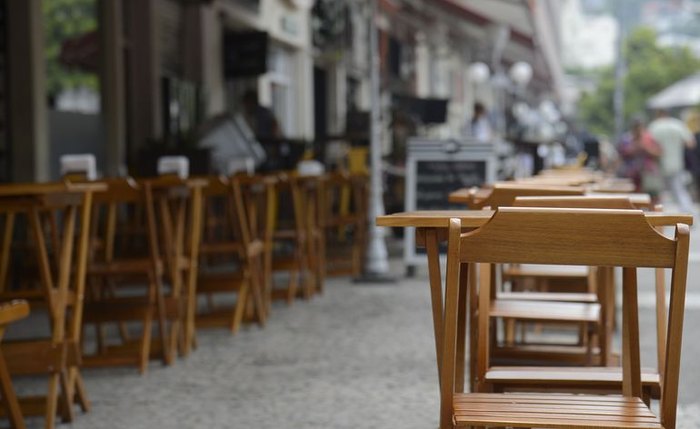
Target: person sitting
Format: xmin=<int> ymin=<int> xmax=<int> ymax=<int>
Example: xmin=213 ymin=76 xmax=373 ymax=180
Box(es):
xmin=241 ymin=89 xmax=282 ymax=140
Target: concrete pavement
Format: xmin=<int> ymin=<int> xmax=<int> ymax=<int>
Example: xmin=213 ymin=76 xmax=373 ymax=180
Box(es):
xmin=9 ymin=207 xmax=700 ymax=428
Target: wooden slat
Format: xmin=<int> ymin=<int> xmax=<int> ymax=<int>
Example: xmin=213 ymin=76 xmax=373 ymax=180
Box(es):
xmin=453 ymin=393 xmax=661 ymax=428
xmin=461 ymin=208 xmax=677 ymax=268
xmin=490 ymin=301 xmax=600 ymax=323
xmin=497 ymin=291 xmax=598 ymax=303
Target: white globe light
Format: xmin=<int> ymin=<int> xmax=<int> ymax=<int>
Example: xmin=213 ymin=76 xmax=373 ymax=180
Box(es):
xmin=509 ymin=61 xmax=533 ymax=86
xmin=468 ymin=62 xmax=490 ymax=84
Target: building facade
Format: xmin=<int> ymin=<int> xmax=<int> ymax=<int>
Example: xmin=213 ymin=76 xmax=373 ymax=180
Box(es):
xmin=0 ymin=0 xmax=564 ymax=182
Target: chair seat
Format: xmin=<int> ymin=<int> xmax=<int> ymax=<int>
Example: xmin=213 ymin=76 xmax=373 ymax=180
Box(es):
xmin=497 ymin=291 xmax=598 ymax=303
xmin=453 ymin=393 xmax=661 ymax=428
xmin=503 ymin=264 xmax=590 ymax=279
xmin=491 ymin=300 xmax=600 ymax=323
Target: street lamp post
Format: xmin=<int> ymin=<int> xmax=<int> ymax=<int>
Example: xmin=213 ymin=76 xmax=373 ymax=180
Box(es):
xmin=356 ymin=0 xmax=393 ymax=282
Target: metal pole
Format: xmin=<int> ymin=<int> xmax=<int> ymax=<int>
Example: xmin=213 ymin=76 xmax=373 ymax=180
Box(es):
xmin=360 ymin=0 xmax=391 ymax=279
xmin=613 ymin=2 xmax=626 ymax=143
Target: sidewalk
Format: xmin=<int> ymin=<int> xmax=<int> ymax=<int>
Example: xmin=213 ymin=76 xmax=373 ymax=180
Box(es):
xmin=15 ymin=254 xmax=699 ymax=429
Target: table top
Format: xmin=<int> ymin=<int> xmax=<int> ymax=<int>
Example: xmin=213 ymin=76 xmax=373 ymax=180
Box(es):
xmin=376 ymin=210 xmax=693 ymax=228
xmin=0 ymin=181 xmax=106 ymax=198
xmin=448 ymin=187 xmax=651 ymax=207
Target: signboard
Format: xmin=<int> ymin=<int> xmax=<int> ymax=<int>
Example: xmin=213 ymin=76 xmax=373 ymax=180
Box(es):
xmin=403 ymin=138 xmax=496 ymax=271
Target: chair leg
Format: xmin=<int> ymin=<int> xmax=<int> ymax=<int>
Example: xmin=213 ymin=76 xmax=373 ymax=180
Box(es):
xmin=59 ymin=370 xmax=75 ymax=423
xmin=287 ymin=269 xmax=299 ymax=304
xmin=140 ymin=310 xmax=153 ymax=374
xmin=231 ymin=281 xmax=249 ymax=334
xmin=72 ymin=371 xmax=90 ymax=413
xmin=44 ymin=373 xmax=59 ymax=429
xmin=0 ymin=353 xmax=25 ymax=429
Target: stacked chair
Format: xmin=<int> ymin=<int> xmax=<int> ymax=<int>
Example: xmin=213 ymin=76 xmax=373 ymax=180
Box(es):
xmin=430 ymin=168 xmax=691 ymax=429
xmin=0 ymin=149 xmax=370 ymax=428
xmin=321 ymin=172 xmax=369 ymax=278
xmin=196 ymin=176 xmax=266 ymax=333
xmin=77 ymin=176 xmax=206 ymax=371
xmin=0 ymin=182 xmax=98 ymax=428
xmin=440 ymin=207 xmax=689 ymax=429
xmin=460 ymin=183 xmax=604 ymax=367
xmin=268 ymin=173 xmax=319 ymax=302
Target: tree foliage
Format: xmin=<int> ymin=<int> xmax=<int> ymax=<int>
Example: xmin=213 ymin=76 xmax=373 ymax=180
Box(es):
xmin=578 ymin=27 xmax=700 ymax=136
xmin=43 ymin=0 xmax=98 ymax=98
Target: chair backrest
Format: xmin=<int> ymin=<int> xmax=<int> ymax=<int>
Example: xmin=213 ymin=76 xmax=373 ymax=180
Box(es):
xmin=199 ymin=176 xmax=246 ymax=253
xmin=468 ymin=183 xmax=585 ymax=210
xmin=72 ymin=178 xmax=158 ymax=264
xmin=442 ymin=207 xmax=690 ymax=428
xmin=232 ymin=174 xmax=276 ymax=245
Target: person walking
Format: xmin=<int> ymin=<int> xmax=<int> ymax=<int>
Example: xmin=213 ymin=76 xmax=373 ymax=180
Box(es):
xmin=648 ymin=109 xmax=697 ymax=215
xmin=617 ymin=118 xmax=662 ymax=202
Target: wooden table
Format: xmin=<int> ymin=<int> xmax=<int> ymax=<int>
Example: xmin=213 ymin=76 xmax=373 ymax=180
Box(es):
xmin=448 ymin=188 xmax=653 ymax=209
xmin=376 ymin=209 xmax=694 ymax=386
xmin=0 ymin=182 xmax=103 ymax=428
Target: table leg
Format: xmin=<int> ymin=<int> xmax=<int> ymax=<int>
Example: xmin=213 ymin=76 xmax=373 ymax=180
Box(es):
xmin=424 ymin=228 xmax=444 ymax=383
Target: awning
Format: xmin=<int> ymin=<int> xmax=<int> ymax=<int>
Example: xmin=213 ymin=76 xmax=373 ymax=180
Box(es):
xmin=647 ymin=73 xmax=700 ymax=110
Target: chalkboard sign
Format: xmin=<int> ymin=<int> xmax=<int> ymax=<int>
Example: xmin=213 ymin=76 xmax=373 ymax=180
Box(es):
xmin=403 ymin=138 xmax=496 ymax=270
xmin=415 ymin=160 xmax=486 ymax=210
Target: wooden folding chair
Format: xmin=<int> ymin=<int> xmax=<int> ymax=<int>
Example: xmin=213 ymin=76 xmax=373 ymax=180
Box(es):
xmin=459 ymin=185 xmax=601 ymax=365
xmin=0 ymin=183 xmax=97 ymax=428
xmin=142 ymin=177 xmax=205 ymax=359
xmin=196 ymin=176 xmax=265 ymax=333
xmin=269 ymin=173 xmax=315 ymax=302
xmin=321 ymin=172 xmax=368 ymax=278
xmin=233 ymin=174 xmax=277 ymax=316
xmin=440 ymin=207 xmax=689 ymax=429
xmin=0 ymin=300 xmax=30 ymax=429
xmin=79 ymin=178 xmax=170 ymax=372
xmin=296 ymin=174 xmax=325 ymax=294
xmin=481 ymin=196 xmax=668 ymax=399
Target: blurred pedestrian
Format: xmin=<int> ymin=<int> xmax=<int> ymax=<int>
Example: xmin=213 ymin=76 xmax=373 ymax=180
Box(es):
xmin=684 ymin=110 xmax=700 ymax=197
xmin=648 ymin=109 xmax=697 ymax=214
xmin=467 ymin=102 xmax=493 ymax=143
xmin=617 ymin=118 xmax=662 ymax=201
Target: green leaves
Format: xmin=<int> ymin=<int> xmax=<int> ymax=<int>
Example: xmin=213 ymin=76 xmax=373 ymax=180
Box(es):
xmin=578 ymin=26 xmax=700 ymax=136
xmin=43 ymin=0 xmax=98 ymax=98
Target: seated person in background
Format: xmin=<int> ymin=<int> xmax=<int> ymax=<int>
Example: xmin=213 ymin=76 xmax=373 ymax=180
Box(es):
xmin=242 ymin=89 xmax=282 ymax=140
